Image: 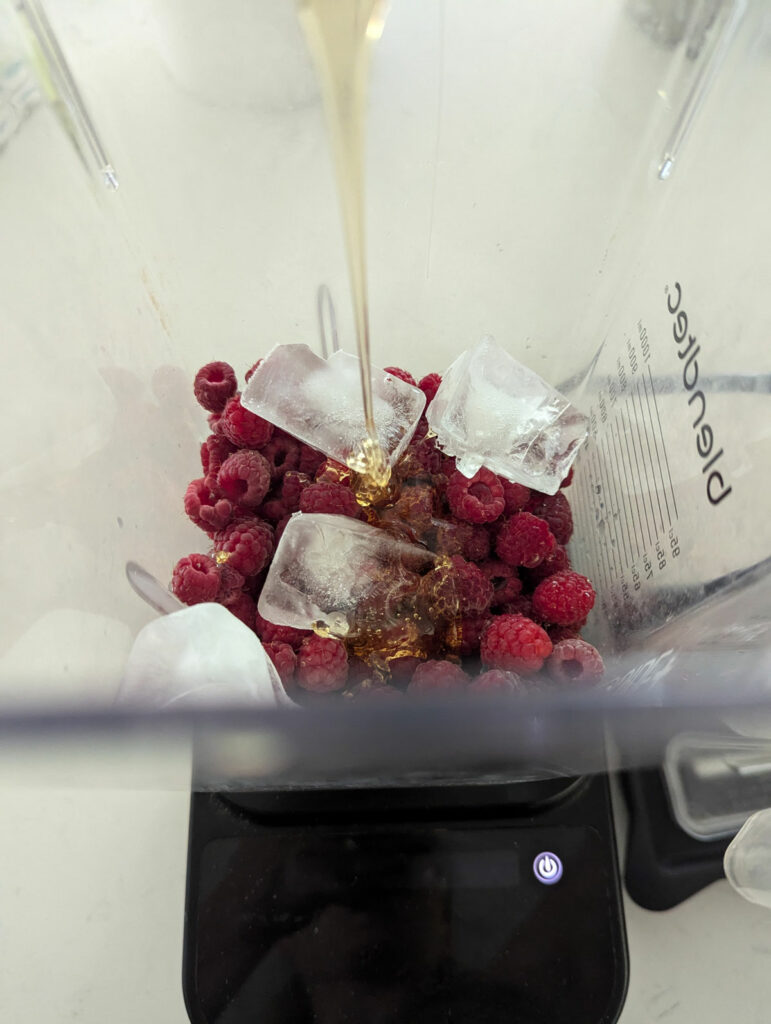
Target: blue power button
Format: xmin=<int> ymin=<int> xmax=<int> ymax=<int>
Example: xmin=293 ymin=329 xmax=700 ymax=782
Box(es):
xmin=533 ymin=851 xmax=563 ymax=885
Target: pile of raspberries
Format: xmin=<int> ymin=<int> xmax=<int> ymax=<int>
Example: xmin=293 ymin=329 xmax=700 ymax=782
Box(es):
xmin=170 ymin=359 xmax=604 ymax=700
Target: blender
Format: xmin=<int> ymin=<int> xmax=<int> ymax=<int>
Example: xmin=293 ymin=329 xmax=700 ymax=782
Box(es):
xmin=0 ymin=1 xmax=769 ymax=1021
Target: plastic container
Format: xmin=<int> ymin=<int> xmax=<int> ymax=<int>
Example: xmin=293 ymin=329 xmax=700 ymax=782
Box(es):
xmin=0 ymin=0 xmax=769 ymax=792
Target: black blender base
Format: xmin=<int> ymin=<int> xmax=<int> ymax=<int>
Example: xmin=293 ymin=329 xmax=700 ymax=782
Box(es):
xmin=622 ymin=769 xmax=729 ymax=911
xmin=183 ymin=775 xmax=628 ymax=1024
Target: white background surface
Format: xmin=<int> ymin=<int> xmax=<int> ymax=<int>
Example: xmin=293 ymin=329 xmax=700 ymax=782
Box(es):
xmin=1 ymin=784 xmax=770 ymax=1022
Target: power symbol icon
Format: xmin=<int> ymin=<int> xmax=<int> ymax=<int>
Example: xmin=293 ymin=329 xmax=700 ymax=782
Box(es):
xmin=533 ymin=852 xmax=563 ymax=885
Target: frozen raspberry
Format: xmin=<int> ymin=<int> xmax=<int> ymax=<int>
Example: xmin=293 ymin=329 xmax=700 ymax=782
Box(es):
xmin=384 ymin=366 xmax=417 ymax=386
xmin=264 ymin=640 xmax=297 ymax=687
xmin=527 ymin=491 xmax=573 ymax=545
xmin=216 ymin=563 xmax=245 ymax=605
xmin=259 ymin=495 xmax=288 ymax=523
xmin=408 ymin=660 xmax=469 ymax=695
xmin=387 ymin=655 xmax=423 ymax=686
xmin=412 ymin=415 xmax=430 ymax=442
xmin=495 ymin=512 xmax=556 ymax=568
xmin=184 ymin=478 xmax=233 ymax=532
xmin=447 ymin=467 xmax=505 ymax=525
xmin=468 ymin=669 xmax=524 ymax=695
xmin=451 ymin=556 xmax=493 ymax=616
xmin=260 ymin=432 xmax=300 ymax=480
xmin=546 ymin=623 xmax=583 ymax=644
xmin=416 ymin=565 xmax=458 ymax=621
xmin=300 ymin=481 xmax=361 ymax=519
xmin=275 ymin=514 xmax=291 ymax=544
xmin=462 ymin=524 xmax=491 ymax=563
xmin=480 ymin=560 xmax=522 ymax=608
xmin=214 ymin=518 xmax=274 ymax=576
xmin=314 ymin=459 xmax=352 ymax=486
xmin=171 ymin=553 xmax=220 ymax=605
xmin=217 ymin=450 xmax=271 ymax=507
xmin=500 ymin=479 xmax=531 ymax=515
xmin=418 ymin=372 xmax=442 ymax=406
xmin=560 ymin=467 xmax=574 ymax=489
xmin=226 ymin=590 xmax=256 ymax=629
xmin=296 ymin=635 xmax=349 ymax=693
xmin=254 ymin=611 xmax=311 ymax=651
xmin=297 ymin=443 xmax=325 ymax=477
xmin=220 ymin=395 xmax=274 ymax=449
xmin=460 ymin=615 xmax=488 ymax=657
xmin=480 ymin=614 xmax=552 ymax=675
xmin=531 ymin=570 xmax=595 ymax=626
xmin=208 ymin=411 xmax=223 ymax=434
xmin=547 ymin=638 xmax=604 ymax=683
xmin=193 ymin=361 xmax=237 ymax=414
xmin=525 ymin=544 xmax=570 ymax=585
xmin=499 ymin=595 xmax=533 ymax=619
xmin=200 ymin=434 xmax=236 ymax=483
xmin=281 ymin=471 xmax=311 ymax=513
xmin=244 ymin=358 xmax=262 ymax=383
xmin=409 ymin=436 xmax=443 ymax=476
xmin=389 ymin=484 xmax=436 ymax=535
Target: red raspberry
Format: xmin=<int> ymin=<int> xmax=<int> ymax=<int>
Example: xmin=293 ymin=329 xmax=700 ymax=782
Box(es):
xmin=416 ymin=564 xmax=458 ymax=621
xmin=217 ymin=450 xmax=271 ymax=507
xmin=480 ymin=614 xmax=552 ymax=675
xmin=480 ymin=559 xmax=522 ymax=607
xmin=384 ymin=366 xmax=417 ymax=387
xmin=547 ymin=638 xmax=604 ymax=683
xmin=451 ymin=556 xmax=493 ymax=616
xmin=531 ymin=570 xmax=595 ymax=626
xmin=259 ymin=495 xmax=288 ymax=523
xmin=296 ymin=635 xmax=349 ymax=693
xmin=501 ymin=479 xmax=531 ymax=515
xmin=300 ymin=481 xmax=361 ymax=519
xmin=214 ymin=518 xmax=274 ymax=576
xmin=408 ymin=660 xmax=469 ymax=695
xmin=447 ymin=467 xmax=505 ymax=524
xmin=216 ymin=563 xmax=246 ymax=605
xmin=226 ymin=590 xmax=256 ymax=629
xmin=275 ymin=514 xmax=291 ymax=544
xmin=208 ymin=411 xmax=223 ymax=434
xmin=460 ymin=615 xmax=488 ymax=657
xmin=297 ymin=443 xmax=325 ymax=477
xmin=387 ymin=655 xmax=423 ymax=685
xmin=527 ymin=491 xmax=573 ymax=545
xmin=314 ymin=459 xmax=352 ymax=485
xmin=418 ymin=372 xmax=442 ymax=406
xmin=281 ymin=471 xmax=311 ymax=513
xmin=499 ymin=595 xmax=533 ymax=618
xmin=184 ymin=478 xmax=233 ymax=532
xmin=525 ymin=544 xmax=570 ymax=585
xmin=462 ymin=524 xmax=491 ymax=563
xmin=409 ymin=436 xmax=443 ymax=476
xmin=468 ymin=669 xmax=524 ymax=695
xmin=220 ymin=395 xmax=274 ymax=449
xmin=388 ymin=484 xmax=436 ymax=536
xmin=171 ymin=553 xmax=220 ymax=605
xmin=193 ymin=361 xmax=237 ymax=414
xmin=495 ymin=512 xmax=556 ymax=568
xmin=260 ymin=431 xmax=300 ymax=480
xmin=255 ymin=611 xmax=310 ymax=651
xmin=200 ymin=434 xmax=236 ymax=483
xmin=560 ymin=466 xmax=574 ymax=489
xmin=264 ymin=640 xmax=297 ymax=687
xmin=245 ymin=358 xmax=262 ymax=382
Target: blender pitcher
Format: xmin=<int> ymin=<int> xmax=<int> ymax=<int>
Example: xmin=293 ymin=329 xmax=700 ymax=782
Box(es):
xmin=0 ymin=1 xmax=769 ymax=1021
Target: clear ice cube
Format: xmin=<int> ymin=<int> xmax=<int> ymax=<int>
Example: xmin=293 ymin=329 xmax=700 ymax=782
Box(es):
xmin=118 ymin=602 xmax=293 ymax=708
xmin=258 ymin=513 xmax=458 ymax=663
xmin=426 ymin=336 xmax=588 ymax=494
xmin=241 ymin=344 xmax=425 ymax=472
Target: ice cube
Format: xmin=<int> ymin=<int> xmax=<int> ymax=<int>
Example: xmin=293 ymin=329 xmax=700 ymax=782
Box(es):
xmin=241 ymin=344 xmax=425 ymax=473
xmin=258 ymin=513 xmax=458 ymax=662
xmin=426 ymin=336 xmax=588 ymax=494
xmin=118 ymin=602 xmax=294 ymax=709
